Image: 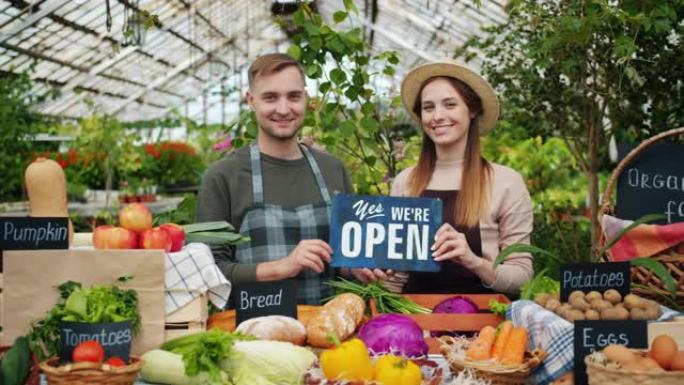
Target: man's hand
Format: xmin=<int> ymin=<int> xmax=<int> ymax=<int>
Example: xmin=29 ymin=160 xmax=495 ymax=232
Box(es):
xmin=350 ymin=268 xmax=394 ymax=283
xmin=278 ymin=239 xmax=332 ymax=278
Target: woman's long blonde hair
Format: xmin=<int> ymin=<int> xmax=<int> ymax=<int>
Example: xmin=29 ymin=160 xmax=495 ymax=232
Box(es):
xmin=408 ymin=76 xmax=492 ymax=228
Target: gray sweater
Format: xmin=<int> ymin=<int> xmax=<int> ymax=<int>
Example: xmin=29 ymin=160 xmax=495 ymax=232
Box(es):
xmin=196 ymin=145 xmax=353 ymax=285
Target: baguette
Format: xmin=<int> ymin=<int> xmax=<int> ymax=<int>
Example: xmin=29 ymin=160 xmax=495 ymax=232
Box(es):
xmin=236 ymin=315 xmax=306 ymax=345
xmin=306 ymin=293 xmax=365 ymax=348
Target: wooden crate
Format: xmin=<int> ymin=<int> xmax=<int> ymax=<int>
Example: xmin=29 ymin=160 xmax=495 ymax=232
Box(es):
xmin=164 ymin=293 xmax=208 ymax=341
xmin=370 ymin=293 xmax=510 ymax=354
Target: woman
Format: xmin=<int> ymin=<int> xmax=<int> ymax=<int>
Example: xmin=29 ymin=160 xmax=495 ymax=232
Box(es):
xmin=386 ymin=60 xmax=534 ymax=295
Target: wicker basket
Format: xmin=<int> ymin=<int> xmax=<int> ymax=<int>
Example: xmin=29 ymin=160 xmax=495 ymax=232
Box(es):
xmin=39 ymin=356 xmax=143 ymax=385
xmin=439 ymin=336 xmax=546 ymax=385
xmin=599 ymin=126 xmax=684 ymax=308
xmin=585 ymin=351 xmax=684 ymax=385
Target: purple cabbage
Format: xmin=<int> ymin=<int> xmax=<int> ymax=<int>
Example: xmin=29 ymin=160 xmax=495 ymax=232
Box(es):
xmin=432 ymin=296 xmax=479 ymax=314
xmin=357 ymin=314 xmax=428 ymax=358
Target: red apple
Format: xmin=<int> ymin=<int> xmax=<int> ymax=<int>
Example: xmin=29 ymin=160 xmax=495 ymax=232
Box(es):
xmin=140 ymin=227 xmax=172 ymax=252
xmin=103 ymin=227 xmax=138 ymax=249
xmin=159 ymin=223 xmax=185 ymax=252
xmin=93 ymin=225 xmax=113 ymax=249
xmin=119 ymin=203 xmax=153 ymax=233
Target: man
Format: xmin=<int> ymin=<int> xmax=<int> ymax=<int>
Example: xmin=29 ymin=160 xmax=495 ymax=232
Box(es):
xmin=196 ymin=53 xmax=354 ymax=304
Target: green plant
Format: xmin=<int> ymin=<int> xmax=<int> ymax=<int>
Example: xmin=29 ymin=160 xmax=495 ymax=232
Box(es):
xmin=458 ymin=0 xmax=684 ymax=250
xmin=0 ymin=71 xmax=44 ymax=201
xmin=231 ymin=3 xmax=414 ymax=194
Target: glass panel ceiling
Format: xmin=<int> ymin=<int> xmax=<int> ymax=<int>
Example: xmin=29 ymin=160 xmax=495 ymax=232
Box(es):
xmin=0 ymin=0 xmax=507 ymax=122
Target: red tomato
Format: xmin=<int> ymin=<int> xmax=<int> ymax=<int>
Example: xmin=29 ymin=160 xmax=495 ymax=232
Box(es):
xmin=105 ymin=356 xmax=126 ymax=367
xmin=72 ymin=340 xmax=105 ymax=363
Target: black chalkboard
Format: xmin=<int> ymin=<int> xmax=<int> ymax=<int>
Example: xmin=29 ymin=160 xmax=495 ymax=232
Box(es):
xmin=574 ymin=320 xmax=647 ymax=385
xmin=234 ymin=280 xmax=297 ymax=325
xmin=560 ymin=263 xmax=631 ymax=302
xmin=617 ymin=142 xmax=684 ymax=224
xmin=59 ymin=321 xmax=132 ymax=364
xmin=0 ymin=217 xmax=69 ymax=250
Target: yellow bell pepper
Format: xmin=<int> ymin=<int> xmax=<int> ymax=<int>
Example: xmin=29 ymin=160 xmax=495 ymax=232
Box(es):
xmin=320 ymin=337 xmax=373 ymax=381
xmin=373 ymin=354 xmax=422 ymax=385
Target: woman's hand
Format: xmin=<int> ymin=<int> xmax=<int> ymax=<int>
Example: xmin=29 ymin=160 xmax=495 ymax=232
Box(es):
xmin=432 ymin=223 xmax=480 ymax=268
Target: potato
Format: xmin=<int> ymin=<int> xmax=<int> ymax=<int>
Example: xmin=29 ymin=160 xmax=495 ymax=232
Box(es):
xmin=601 ymin=308 xmax=620 ymax=320
xmin=535 ymin=293 xmax=551 ymax=307
xmin=624 ymin=294 xmax=644 ymax=309
xmin=569 ymin=290 xmax=586 ymax=302
xmin=566 ymin=309 xmax=585 ymax=322
xmin=545 ymin=299 xmax=561 ymax=312
xmin=585 ymin=309 xmax=600 ymax=320
xmin=569 ymin=297 xmax=590 ymax=311
xmin=643 ymin=305 xmax=662 ymax=320
xmin=614 ymin=307 xmax=630 ymax=320
xmin=586 ymin=291 xmax=603 ymax=302
xmin=556 ymin=303 xmax=572 ymax=314
xmin=603 ymin=289 xmax=622 ymax=304
xmin=614 ymin=303 xmax=625 ymax=310
xmin=630 ymin=307 xmax=649 ymax=320
xmin=590 ymin=299 xmax=613 ymax=312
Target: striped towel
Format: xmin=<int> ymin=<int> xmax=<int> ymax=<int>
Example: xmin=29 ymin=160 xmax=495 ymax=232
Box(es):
xmin=165 ymin=242 xmax=232 ymax=314
xmin=507 ymin=300 xmax=682 ymax=385
xmin=602 ymin=214 xmax=684 ymax=261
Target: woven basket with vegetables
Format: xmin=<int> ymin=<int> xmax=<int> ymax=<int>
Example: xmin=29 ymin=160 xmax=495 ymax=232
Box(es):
xmin=439 ymin=322 xmax=546 ymax=385
xmin=39 ymin=357 xmax=142 ymax=385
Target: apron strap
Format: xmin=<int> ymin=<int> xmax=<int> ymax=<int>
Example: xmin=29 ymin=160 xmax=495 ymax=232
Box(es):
xmin=249 ymin=143 xmax=265 ymax=204
xmin=300 ymin=144 xmax=331 ymax=203
xmin=249 ymin=142 xmax=331 ymax=204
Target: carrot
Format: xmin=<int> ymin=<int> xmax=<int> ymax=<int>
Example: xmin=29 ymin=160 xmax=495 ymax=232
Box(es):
xmin=491 ymin=321 xmax=514 ymax=361
xmin=500 ymin=327 xmax=528 ymax=365
xmin=466 ymin=326 xmax=497 ymax=361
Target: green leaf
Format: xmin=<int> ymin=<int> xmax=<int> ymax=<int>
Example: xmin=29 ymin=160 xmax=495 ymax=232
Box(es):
xmin=182 ymin=221 xmax=234 ymax=233
xmin=330 ymin=68 xmax=347 ymax=85
xmin=318 ymin=81 xmax=331 ymax=94
xmin=598 ymin=213 xmax=665 ymax=257
xmin=327 ymin=36 xmax=346 ymax=54
xmin=364 ymin=155 xmax=377 ymax=166
xmin=630 ymin=258 xmax=677 ymax=298
xmin=388 ymin=53 xmax=399 ymax=64
xmin=343 ymin=0 xmax=355 ymax=12
xmin=361 ymin=102 xmax=375 ymax=114
xmin=383 ymin=66 xmax=395 ymax=76
xmin=309 ymin=36 xmax=322 ymax=51
xmin=344 ymin=86 xmax=360 ymax=100
xmin=340 ymin=121 xmax=356 ymax=136
xmin=333 ymin=11 xmax=348 ymax=24
xmin=494 ymin=244 xmax=561 ymax=269
xmin=304 ymin=23 xmax=320 ymax=36
xmin=287 ymin=45 xmax=302 ymax=61
xmin=305 ymin=64 xmax=322 ymax=78
xmin=360 ymin=115 xmax=379 ymax=130
xmin=293 ymin=9 xmax=306 ymax=27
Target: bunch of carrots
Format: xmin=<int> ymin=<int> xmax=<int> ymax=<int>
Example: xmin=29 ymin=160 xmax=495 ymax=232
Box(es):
xmin=466 ymin=321 xmax=528 ymax=365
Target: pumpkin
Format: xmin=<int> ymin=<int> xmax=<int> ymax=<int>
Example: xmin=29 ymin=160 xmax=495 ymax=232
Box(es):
xmin=24 ymin=157 xmax=73 ymax=244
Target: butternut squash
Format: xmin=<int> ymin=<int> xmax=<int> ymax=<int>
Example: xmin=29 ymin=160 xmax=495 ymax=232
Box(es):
xmin=24 ymin=157 xmax=73 ymax=244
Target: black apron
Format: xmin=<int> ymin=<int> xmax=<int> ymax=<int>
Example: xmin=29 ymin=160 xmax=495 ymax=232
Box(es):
xmin=403 ymin=190 xmax=495 ymax=294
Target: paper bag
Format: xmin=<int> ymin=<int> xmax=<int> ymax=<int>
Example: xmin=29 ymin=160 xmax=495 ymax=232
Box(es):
xmin=1 ymin=249 xmax=165 ymax=355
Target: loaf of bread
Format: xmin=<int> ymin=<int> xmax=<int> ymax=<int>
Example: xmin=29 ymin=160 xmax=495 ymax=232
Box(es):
xmin=306 ymin=293 xmax=366 ymax=348
xmin=236 ymin=315 xmax=307 ymax=345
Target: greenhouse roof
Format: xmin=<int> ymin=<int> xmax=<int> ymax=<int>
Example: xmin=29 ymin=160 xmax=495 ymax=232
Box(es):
xmin=0 ymin=0 xmax=507 ymax=123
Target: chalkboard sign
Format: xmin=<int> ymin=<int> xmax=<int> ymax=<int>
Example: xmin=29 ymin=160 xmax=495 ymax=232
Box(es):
xmin=59 ymin=321 xmax=132 ymax=364
xmin=0 ymin=217 xmax=69 ymax=250
xmin=330 ymin=194 xmax=442 ymax=272
xmin=560 ymin=262 xmax=631 ymax=302
xmin=574 ymin=320 xmax=647 ymax=385
xmin=617 ymin=142 xmax=684 ymax=224
xmin=234 ymin=280 xmax=297 ymax=325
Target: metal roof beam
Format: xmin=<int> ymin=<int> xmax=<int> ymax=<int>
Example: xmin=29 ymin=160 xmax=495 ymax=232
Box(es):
xmin=0 ymin=0 xmax=67 ymax=44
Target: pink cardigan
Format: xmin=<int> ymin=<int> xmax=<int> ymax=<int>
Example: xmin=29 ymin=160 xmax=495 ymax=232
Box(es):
xmin=389 ymin=159 xmax=534 ymax=294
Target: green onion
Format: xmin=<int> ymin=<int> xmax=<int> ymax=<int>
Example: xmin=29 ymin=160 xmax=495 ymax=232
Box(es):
xmin=325 ymin=278 xmax=431 ymax=314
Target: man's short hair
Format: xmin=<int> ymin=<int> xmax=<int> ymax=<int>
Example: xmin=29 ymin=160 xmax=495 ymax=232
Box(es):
xmin=248 ymin=53 xmax=306 ymax=88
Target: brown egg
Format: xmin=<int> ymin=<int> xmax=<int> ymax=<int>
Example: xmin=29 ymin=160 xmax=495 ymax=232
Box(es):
xmin=640 ymin=357 xmax=666 ymax=372
xmin=604 ymin=344 xmax=636 ymax=364
xmin=650 ymin=335 xmax=678 ymax=370
xmin=671 ymin=351 xmax=684 ymax=371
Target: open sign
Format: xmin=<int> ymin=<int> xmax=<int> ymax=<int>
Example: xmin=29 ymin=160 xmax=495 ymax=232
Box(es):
xmin=330 ymin=194 xmax=442 ymax=272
